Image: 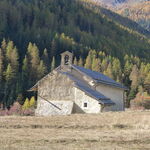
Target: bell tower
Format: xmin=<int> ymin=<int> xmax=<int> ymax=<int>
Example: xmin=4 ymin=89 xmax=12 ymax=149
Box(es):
xmin=60 ymin=51 xmax=73 ymax=71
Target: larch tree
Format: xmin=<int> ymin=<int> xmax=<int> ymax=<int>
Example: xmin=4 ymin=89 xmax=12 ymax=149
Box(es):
xmin=73 ymin=57 xmax=78 ymax=65
xmin=3 ymin=64 xmax=15 ymax=107
xmin=103 ymin=63 xmax=113 ymax=79
xmin=42 ymin=48 xmax=49 ymax=72
xmin=29 ymin=96 xmax=36 ymax=108
xmin=101 ymin=59 xmax=108 ymax=73
xmin=27 ymin=43 xmax=40 ymax=83
xmin=0 ymin=48 xmax=4 ymax=102
xmin=37 ymin=60 xmax=47 ymax=79
xmin=22 ymin=98 xmax=30 ymax=110
xmin=51 ymin=56 xmax=55 ymax=71
xmin=50 ymin=39 xmax=57 ymax=58
xmin=112 ymin=58 xmax=122 ymax=82
xmin=92 ymin=58 xmax=101 ymax=72
xmin=144 ymin=72 xmax=150 ymax=94
xmin=1 ymin=39 xmax=7 ymax=51
xmin=78 ymin=57 xmax=83 ymax=67
xmin=22 ymin=55 xmax=30 ymax=90
xmin=84 ymin=52 xmax=92 ymax=69
xmin=129 ymin=65 xmax=139 ymax=89
xmin=0 ymin=48 xmax=4 ymax=81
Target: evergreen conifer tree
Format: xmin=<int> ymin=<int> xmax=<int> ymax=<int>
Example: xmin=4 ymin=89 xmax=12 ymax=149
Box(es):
xmin=37 ymin=60 xmax=47 ymax=79
xmin=78 ymin=57 xmax=83 ymax=67
xmin=84 ymin=52 xmax=92 ymax=69
xmin=22 ymin=55 xmax=29 ymax=90
xmin=0 ymin=48 xmax=4 ymax=81
xmin=92 ymin=58 xmax=100 ymax=72
xmin=129 ymin=65 xmax=139 ymax=89
xmin=51 ymin=56 xmax=55 ymax=71
xmin=42 ymin=48 xmax=49 ymax=72
xmin=73 ymin=57 xmax=78 ymax=65
xmin=104 ymin=63 xmax=113 ymax=79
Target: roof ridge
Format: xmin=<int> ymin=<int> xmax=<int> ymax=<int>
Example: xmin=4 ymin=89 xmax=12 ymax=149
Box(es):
xmin=71 ymin=64 xmax=127 ymax=90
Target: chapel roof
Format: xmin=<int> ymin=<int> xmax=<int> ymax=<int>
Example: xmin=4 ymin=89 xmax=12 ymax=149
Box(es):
xmin=71 ymin=65 xmax=127 ymax=90
xmin=61 ymin=72 xmax=115 ymax=106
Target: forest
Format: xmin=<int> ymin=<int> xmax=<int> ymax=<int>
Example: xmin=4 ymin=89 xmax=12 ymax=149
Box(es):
xmin=0 ymin=0 xmax=150 ymax=108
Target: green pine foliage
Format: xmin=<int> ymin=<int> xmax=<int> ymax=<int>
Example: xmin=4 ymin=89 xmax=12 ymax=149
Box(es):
xmin=51 ymin=57 xmax=55 ymax=71
xmin=0 ymin=0 xmax=149 ymax=108
xmin=0 ymin=0 xmax=149 ymax=60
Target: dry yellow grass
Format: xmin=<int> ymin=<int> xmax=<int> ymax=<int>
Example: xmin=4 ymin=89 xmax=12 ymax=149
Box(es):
xmin=0 ymin=111 xmax=150 ymax=150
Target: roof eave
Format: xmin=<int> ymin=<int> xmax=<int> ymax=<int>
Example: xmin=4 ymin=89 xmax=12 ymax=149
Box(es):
xmin=96 ymin=80 xmax=128 ymax=90
xmin=72 ymin=65 xmax=127 ymax=90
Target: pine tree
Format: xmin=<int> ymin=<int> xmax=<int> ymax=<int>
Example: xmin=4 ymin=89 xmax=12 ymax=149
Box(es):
xmin=50 ymin=39 xmax=57 ymax=57
xmin=4 ymin=64 xmax=14 ymax=82
xmin=84 ymin=52 xmax=92 ymax=69
xmin=5 ymin=41 xmax=19 ymax=77
xmin=129 ymin=65 xmax=139 ymax=89
xmin=101 ymin=59 xmax=108 ymax=73
xmin=6 ymin=41 xmax=14 ymax=64
xmin=92 ymin=58 xmax=100 ymax=72
xmin=78 ymin=57 xmax=83 ymax=67
xmin=51 ymin=56 xmax=55 ymax=71
xmin=1 ymin=39 xmax=7 ymax=51
xmin=27 ymin=43 xmax=40 ymax=82
xmin=112 ymin=58 xmax=122 ymax=81
xmin=3 ymin=64 xmax=15 ymax=107
xmin=124 ymin=60 xmax=133 ymax=76
xmin=0 ymin=48 xmax=4 ymax=81
xmin=104 ymin=63 xmax=113 ymax=79
xmin=22 ymin=55 xmax=29 ymax=90
xmin=0 ymin=48 xmax=4 ymax=103
xmin=42 ymin=48 xmax=49 ymax=72
xmin=37 ymin=60 xmax=47 ymax=79
xmin=144 ymin=72 xmax=150 ymax=94
xmin=73 ymin=57 xmax=78 ymax=65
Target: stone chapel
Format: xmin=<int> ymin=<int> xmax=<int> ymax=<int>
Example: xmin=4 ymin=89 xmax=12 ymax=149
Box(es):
xmin=29 ymin=51 xmax=127 ymax=116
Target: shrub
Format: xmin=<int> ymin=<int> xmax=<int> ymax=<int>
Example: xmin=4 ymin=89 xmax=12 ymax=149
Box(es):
xmin=8 ymin=102 xmax=21 ymax=115
xmin=141 ymin=100 xmax=150 ymax=109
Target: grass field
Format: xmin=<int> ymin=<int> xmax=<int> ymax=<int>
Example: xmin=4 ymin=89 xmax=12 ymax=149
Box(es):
xmin=0 ymin=111 xmax=150 ymax=150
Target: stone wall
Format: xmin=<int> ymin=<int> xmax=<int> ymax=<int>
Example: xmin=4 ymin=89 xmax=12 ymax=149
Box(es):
xmin=35 ymin=98 xmax=74 ymax=116
xmin=38 ymin=71 xmax=75 ymax=101
xmin=35 ymin=68 xmax=124 ymax=116
xmin=36 ymin=71 xmax=75 ymax=116
xmin=96 ymin=83 xmax=124 ymax=111
xmin=74 ymin=87 xmax=101 ymax=113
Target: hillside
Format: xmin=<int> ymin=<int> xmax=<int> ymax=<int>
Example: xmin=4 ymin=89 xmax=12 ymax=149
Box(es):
xmin=92 ymin=0 xmax=150 ymax=31
xmin=0 ymin=0 xmax=149 ymax=59
xmin=116 ymin=1 xmax=150 ymax=31
xmin=0 ymin=0 xmax=150 ymax=108
xmin=0 ymin=112 xmax=150 ymax=149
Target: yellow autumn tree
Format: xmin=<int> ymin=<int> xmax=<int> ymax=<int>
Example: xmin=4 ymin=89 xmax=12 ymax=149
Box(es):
xmin=22 ymin=98 xmax=30 ymax=110
xmin=29 ymin=96 xmax=36 ymax=108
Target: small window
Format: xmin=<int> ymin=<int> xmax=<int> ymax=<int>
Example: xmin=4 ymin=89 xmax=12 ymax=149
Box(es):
xmin=64 ymin=55 xmax=69 ymax=65
xmin=83 ymin=102 xmax=87 ymax=108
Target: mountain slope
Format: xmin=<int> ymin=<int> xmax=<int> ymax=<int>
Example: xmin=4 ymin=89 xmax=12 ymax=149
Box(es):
xmin=0 ymin=0 xmax=149 ymax=60
xmin=116 ymin=1 xmax=150 ymax=31
xmin=92 ymin=0 xmax=150 ymax=31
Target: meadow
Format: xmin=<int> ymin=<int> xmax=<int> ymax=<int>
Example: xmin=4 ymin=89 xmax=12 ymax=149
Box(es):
xmin=0 ymin=111 xmax=150 ymax=150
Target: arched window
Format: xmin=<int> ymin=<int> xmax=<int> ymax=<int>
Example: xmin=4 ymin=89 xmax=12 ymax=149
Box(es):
xmin=64 ymin=55 xmax=69 ymax=65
